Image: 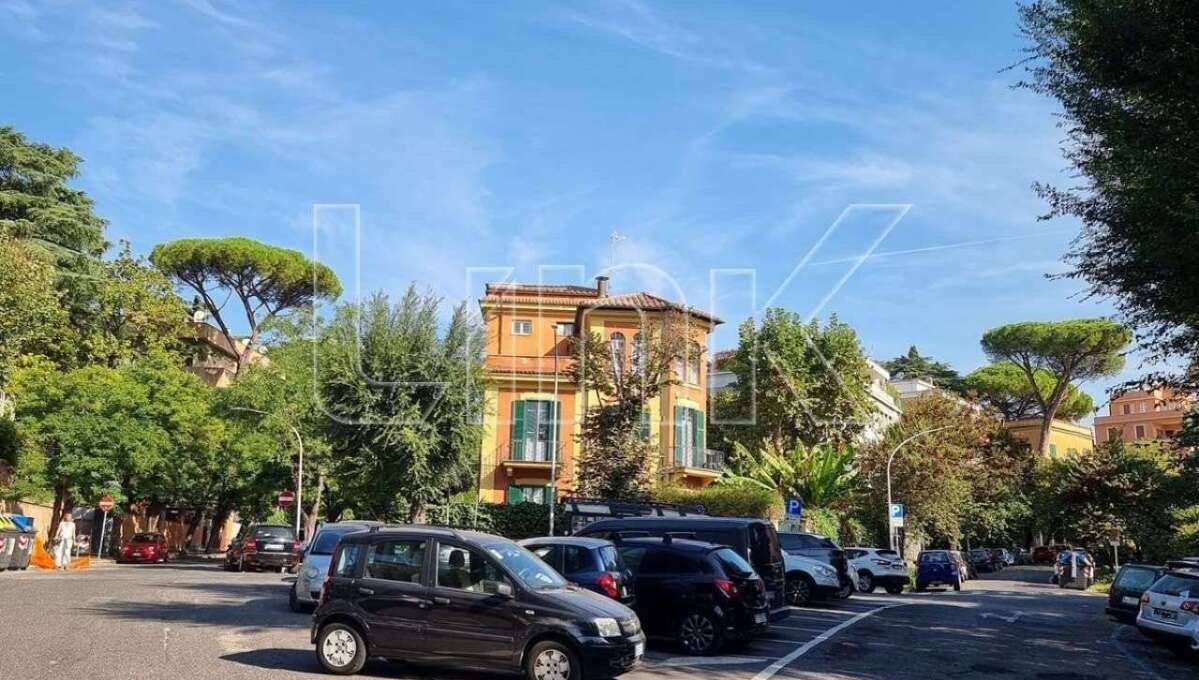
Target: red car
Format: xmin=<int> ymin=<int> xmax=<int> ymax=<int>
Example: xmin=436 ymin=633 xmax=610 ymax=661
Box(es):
xmin=118 ymin=532 xmax=169 ymax=564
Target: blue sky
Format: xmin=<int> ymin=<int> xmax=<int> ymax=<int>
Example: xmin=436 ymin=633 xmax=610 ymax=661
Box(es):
xmin=0 ymin=1 xmax=1145 ymax=412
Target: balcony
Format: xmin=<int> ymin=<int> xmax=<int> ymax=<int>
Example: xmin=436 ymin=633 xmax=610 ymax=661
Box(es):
xmin=498 ymin=442 xmax=566 ymax=478
xmin=668 ymin=448 xmax=725 ymax=480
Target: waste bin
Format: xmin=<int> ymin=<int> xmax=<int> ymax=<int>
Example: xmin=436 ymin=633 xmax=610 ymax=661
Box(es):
xmin=9 ymin=517 xmax=36 ymax=570
xmin=0 ymin=515 xmax=18 ymax=571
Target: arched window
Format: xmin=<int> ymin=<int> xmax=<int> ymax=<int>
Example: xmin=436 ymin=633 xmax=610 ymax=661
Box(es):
xmin=686 ymin=342 xmax=701 ymax=384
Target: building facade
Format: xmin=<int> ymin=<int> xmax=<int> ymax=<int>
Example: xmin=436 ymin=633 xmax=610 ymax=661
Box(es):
xmin=1093 ymin=388 xmax=1195 ymax=444
xmin=477 ymin=277 xmax=722 ymax=505
xmin=1003 ymin=418 xmax=1094 ymax=458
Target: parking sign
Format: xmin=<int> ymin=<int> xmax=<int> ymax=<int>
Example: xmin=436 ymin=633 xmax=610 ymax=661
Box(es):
xmin=785 ymin=496 xmax=804 ymax=519
xmin=889 ymin=503 xmax=905 ymax=527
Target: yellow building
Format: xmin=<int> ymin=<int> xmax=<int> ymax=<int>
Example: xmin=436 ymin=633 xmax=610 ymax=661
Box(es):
xmin=1003 ymin=418 xmax=1094 ymax=458
xmin=477 ymin=276 xmax=722 ymax=504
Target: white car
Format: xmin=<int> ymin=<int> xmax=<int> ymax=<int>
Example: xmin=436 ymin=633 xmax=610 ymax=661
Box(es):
xmin=783 ymin=552 xmax=844 ymax=606
xmin=845 ymin=547 xmax=909 ymax=594
xmin=1135 ymin=565 xmax=1199 ymax=649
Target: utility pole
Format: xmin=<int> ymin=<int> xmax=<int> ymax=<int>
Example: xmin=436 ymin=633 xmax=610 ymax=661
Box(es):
xmin=231 ymin=407 xmax=304 ymax=536
xmin=886 ymin=425 xmax=952 ymax=552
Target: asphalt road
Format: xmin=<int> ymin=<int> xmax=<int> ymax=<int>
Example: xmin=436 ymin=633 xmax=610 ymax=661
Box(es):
xmin=0 ymin=563 xmax=1194 ymax=680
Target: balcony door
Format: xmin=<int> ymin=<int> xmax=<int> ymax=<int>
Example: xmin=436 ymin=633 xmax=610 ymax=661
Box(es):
xmin=673 ymin=406 xmax=705 ymax=467
xmin=512 ymin=399 xmax=559 ymax=462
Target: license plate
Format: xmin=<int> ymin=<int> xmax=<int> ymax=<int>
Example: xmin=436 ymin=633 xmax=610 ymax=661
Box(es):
xmin=265 ymin=543 xmax=283 ymax=551
xmin=132 ymin=553 xmax=142 ymax=558
xmin=1122 ymin=596 xmax=1139 ymax=606
xmin=1154 ymin=608 xmax=1177 ymax=622
xmin=634 ymin=642 xmax=644 ymax=658
xmin=755 ymin=612 xmax=768 ymax=624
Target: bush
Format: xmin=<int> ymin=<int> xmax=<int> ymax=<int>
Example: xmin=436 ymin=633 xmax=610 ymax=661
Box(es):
xmin=803 ymin=507 xmax=842 ymax=542
xmin=428 ymin=501 xmax=566 ymax=539
xmin=656 ymin=485 xmax=779 ymax=519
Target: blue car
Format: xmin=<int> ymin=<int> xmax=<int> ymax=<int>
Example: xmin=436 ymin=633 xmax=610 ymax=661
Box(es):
xmin=915 ymin=550 xmax=963 ymax=592
xmin=519 ymin=536 xmax=637 ymax=606
xmin=290 ymin=521 xmax=384 ymax=611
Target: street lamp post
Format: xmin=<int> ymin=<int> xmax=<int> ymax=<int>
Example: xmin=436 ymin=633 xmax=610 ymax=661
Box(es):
xmin=885 ymin=425 xmax=952 ymax=553
xmin=231 ymin=407 xmax=305 ymax=536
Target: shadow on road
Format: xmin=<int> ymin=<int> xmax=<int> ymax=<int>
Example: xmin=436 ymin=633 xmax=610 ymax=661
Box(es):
xmin=221 ymin=649 xmax=504 ymax=679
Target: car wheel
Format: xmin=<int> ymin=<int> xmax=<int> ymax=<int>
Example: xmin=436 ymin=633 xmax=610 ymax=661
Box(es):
xmin=857 ymin=571 xmax=875 ymax=593
xmin=785 ymin=574 xmax=813 ymax=606
xmin=677 ymin=611 xmax=722 ymax=655
xmin=316 ymin=623 xmax=367 ymax=675
xmin=885 ymin=584 xmax=904 ymax=595
xmin=525 ymin=640 xmax=580 ymax=680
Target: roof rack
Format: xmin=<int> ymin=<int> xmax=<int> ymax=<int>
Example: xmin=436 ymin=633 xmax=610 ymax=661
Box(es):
xmin=366 ymin=524 xmax=462 ymax=539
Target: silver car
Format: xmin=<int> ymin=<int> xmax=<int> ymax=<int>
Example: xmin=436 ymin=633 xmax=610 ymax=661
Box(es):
xmin=289 ymin=521 xmax=384 ymax=612
xmin=1135 ymin=565 xmax=1199 ymax=647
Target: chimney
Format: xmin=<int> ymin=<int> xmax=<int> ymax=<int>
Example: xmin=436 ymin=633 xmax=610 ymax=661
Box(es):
xmin=595 ymin=275 xmax=609 ymax=297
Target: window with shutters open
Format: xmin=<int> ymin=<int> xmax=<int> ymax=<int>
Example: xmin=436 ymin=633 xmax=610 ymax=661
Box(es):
xmin=673 ymin=406 xmax=705 ymax=466
xmin=510 ymin=399 xmax=559 ymax=461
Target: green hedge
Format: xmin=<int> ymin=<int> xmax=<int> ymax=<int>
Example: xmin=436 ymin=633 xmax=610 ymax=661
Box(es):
xmin=655 ymin=485 xmax=779 ymax=519
xmin=429 ymin=501 xmax=566 ymax=539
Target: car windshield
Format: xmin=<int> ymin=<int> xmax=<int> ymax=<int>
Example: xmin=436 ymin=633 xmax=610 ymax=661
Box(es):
xmin=781 ymin=533 xmax=836 ymax=550
xmin=877 ymin=550 xmax=900 ymax=559
xmin=919 ymin=552 xmax=949 ymax=564
xmin=1149 ymin=573 xmax=1199 ymax=597
xmin=252 ymin=526 xmax=296 ymax=541
xmin=486 ymin=543 xmax=568 ymax=590
xmin=599 ymin=546 xmax=622 ymax=572
xmin=130 ymin=533 xmax=160 ymax=543
xmin=712 ymin=547 xmax=755 ymax=577
xmin=310 ymin=526 xmax=360 ymax=555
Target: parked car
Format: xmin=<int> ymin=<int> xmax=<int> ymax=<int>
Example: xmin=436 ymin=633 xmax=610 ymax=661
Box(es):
xmin=520 ymin=536 xmax=636 ymax=606
xmin=968 ymin=548 xmax=998 ymax=573
xmin=845 ymin=547 xmax=908 ymax=594
xmin=1135 ymin=562 xmax=1199 ymax=654
xmin=312 ymin=526 xmax=645 ymax=678
xmin=574 ymin=517 xmax=788 ymax=619
xmin=1000 ymin=549 xmax=1016 ymax=566
xmin=1032 ymin=546 xmax=1055 ymax=564
xmin=782 ymin=549 xmax=843 ymax=605
xmin=991 ymin=548 xmax=1011 ymax=569
xmin=117 ymin=532 xmax=168 ymax=564
xmin=291 ymin=521 xmax=384 ymax=612
xmin=1014 ymin=548 xmax=1032 ymax=565
xmin=615 ymin=536 xmax=769 ymax=655
xmin=224 ymin=523 xmax=301 ymax=572
xmin=1106 ymin=563 xmax=1167 ymax=624
xmin=777 ymin=532 xmax=854 ymax=599
xmin=915 ymin=550 xmax=963 ymax=592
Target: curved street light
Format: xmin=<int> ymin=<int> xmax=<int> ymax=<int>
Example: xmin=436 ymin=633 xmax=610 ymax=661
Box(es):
xmin=231 ymin=406 xmax=305 ymax=536
xmin=885 ymin=425 xmax=953 ymax=552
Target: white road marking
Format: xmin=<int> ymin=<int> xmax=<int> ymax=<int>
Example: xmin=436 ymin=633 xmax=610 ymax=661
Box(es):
xmin=980 ymin=611 xmax=1025 ymax=624
xmin=752 ymin=604 xmax=908 ymax=680
xmin=656 ymin=655 xmax=775 ymax=667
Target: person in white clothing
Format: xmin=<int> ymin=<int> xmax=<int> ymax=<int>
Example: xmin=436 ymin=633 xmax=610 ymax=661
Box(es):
xmin=53 ymin=512 xmax=75 ymax=570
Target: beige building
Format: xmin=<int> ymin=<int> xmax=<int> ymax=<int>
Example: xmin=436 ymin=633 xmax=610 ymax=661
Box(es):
xmin=1094 ymin=388 xmax=1195 ymax=444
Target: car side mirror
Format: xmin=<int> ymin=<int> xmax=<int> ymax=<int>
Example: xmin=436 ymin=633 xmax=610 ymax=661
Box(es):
xmin=485 ymin=581 xmax=514 ymax=598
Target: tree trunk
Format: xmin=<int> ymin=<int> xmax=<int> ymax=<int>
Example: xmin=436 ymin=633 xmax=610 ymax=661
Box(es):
xmin=1037 ymin=416 xmax=1054 ymax=456
xmin=305 ymin=474 xmax=326 ymax=540
xmin=205 ymin=507 xmax=232 ymax=553
xmin=184 ymin=510 xmax=205 ymax=552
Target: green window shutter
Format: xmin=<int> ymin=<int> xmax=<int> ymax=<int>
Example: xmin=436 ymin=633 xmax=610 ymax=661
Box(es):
xmin=639 ymin=410 xmax=650 ymax=440
xmin=694 ymin=408 xmax=706 ymax=465
xmin=512 ymin=400 xmax=526 ymax=461
xmin=507 ymin=485 xmax=524 ymax=505
xmin=674 ymin=406 xmax=684 ymax=465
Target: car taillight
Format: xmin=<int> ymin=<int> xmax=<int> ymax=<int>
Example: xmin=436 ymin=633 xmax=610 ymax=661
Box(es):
xmin=1181 ymin=600 xmax=1199 ymax=612
xmin=1141 ymin=592 xmax=1151 ymax=604
xmin=715 ymin=579 xmax=739 ymax=600
xmin=243 ymin=539 xmax=257 ymax=553
xmin=596 ymin=572 xmax=620 ymax=599
xmin=872 ymin=559 xmax=892 ymax=566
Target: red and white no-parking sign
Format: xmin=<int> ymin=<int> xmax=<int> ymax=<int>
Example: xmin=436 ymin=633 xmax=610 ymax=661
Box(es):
xmin=277 ymin=490 xmax=296 ymax=507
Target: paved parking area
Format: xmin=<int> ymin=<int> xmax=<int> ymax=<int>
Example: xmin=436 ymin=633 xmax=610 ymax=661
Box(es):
xmin=1 ymin=563 xmax=1194 ymax=680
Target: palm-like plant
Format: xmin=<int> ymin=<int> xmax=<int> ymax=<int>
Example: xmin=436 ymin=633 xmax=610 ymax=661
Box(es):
xmin=720 ymin=440 xmax=859 ymax=510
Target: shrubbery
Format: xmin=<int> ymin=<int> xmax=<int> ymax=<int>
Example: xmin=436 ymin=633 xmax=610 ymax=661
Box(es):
xmin=655 ymin=484 xmax=779 ymax=519
xmin=428 ymin=501 xmax=567 ymax=539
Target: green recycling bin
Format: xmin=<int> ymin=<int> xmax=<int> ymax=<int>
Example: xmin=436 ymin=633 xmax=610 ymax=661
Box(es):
xmin=9 ymin=517 xmax=36 ymax=570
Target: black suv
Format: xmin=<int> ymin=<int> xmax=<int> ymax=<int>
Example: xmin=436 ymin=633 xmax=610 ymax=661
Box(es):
xmin=777 ymin=532 xmax=852 ymax=598
xmin=312 ymin=526 xmax=645 ymax=679
xmin=614 ymin=536 xmax=769 ymax=655
xmin=574 ymin=516 xmax=788 ymax=619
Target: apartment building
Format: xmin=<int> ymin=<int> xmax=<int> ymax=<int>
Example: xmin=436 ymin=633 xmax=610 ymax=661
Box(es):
xmin=476 ymin=277 xmax=722 ymax=504
xmin=1094 ymin=387 xmax=1195 ymax=443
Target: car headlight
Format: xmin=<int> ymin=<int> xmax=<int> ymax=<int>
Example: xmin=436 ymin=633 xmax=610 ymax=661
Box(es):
xmin=815 ymin=564 xmax=837 ymax=577
xmin=593 ymin=618 xmax=621 ymax=638
xmin=304 ymin=566 xmax=320 ymax=579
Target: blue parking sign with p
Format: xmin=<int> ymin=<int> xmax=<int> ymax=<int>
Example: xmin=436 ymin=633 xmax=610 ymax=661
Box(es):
xmin=889 ymin=503 xmax=904 ymax=526
xmin=785 ymin=496 xmax=804 ymax=518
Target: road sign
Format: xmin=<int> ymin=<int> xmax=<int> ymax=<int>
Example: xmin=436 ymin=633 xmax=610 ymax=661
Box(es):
xmin=98 ymin=495 xmax=114 ymax=512
xmin=889 ymin=503 xmax=905 ymax=528
xmin=785 ymin=496 xmax=804 ymax=519
xmin=278 ymin=490 xmax=296 ymax=507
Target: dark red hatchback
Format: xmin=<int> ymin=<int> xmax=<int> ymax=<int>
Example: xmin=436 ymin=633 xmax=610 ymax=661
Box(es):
xmin=117 ymin=532 xmax=168 ymax=564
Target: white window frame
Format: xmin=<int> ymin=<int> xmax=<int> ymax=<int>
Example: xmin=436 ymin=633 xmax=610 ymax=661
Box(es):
xmin=511 ymin=319 xmax=532 ymax=335
xmin=555 ymin=322 xmax=575 ymax=337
